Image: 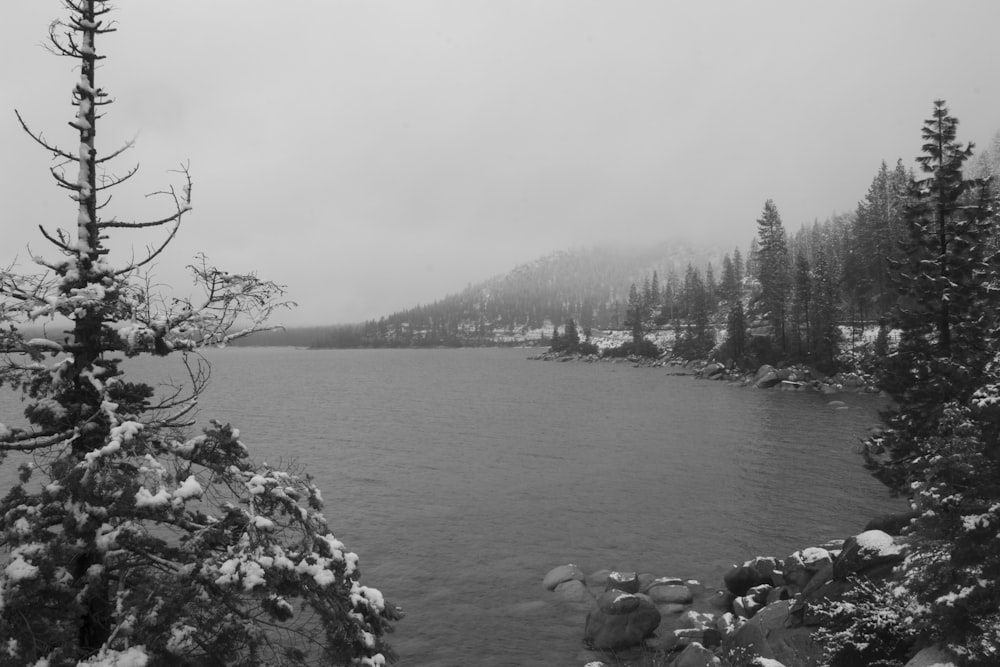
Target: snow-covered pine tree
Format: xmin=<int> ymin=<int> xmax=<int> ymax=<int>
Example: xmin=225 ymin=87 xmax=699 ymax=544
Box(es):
xmin=860 ymin=100 xmax=1000 ymax=664
xmin=755 ymin=199 xmax=791 ymax=353
xmin=0 ymin=2 xmax=398 ymax=665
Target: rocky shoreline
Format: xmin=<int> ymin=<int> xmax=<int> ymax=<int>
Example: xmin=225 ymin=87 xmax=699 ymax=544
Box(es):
xmin=543 ymin=515 xmax=950 ymax=667
xmin=533 ymin=351 xmax=950 ymax=665
xmin=530 ymin=350 xmax=883 ymax=396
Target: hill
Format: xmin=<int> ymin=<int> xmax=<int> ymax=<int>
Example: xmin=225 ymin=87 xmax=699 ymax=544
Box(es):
xmin=236 ymin=240 xmax=731 ymax=348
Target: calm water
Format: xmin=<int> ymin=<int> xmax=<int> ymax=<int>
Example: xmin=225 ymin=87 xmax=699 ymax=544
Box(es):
xmin=1 ymin=347 xmax=905 ymax=665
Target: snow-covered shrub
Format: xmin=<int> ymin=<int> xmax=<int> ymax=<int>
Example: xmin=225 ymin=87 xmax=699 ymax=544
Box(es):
xmin=811 ymin=578 xmax=918 ymax=667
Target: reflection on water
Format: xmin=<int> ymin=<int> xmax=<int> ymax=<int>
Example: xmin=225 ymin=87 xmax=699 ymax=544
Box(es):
xmin=0 ymin=348 xmax=904 ymax=666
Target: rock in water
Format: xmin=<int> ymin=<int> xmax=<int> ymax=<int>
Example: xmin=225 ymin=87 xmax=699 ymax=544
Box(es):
xmin=584 ymin=591 xmax=661 ymax=650
xmin=724 ymin=557 xmax=781 ymax=596
xmin=605 ymin=571 xmax=640 ymax=594
xmin=542 ymin=564 xmax=585 ymax=591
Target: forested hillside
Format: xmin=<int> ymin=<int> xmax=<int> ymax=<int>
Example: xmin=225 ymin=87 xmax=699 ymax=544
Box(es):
xmin=250 ymin=123 xmax=1000 ymax=356
xmin=301 ymin=241 xmax=730 ymax=348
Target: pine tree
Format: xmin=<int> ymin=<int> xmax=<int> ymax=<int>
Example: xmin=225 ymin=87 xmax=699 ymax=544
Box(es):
xmin=874 ymin=100 xmax=998 ymax=430
xmin=756 ymin=200 xmax=791 ymax=352
xmin=675 ymin=267 xmax=714 ymax=358
xmin=852 ymin=160 xmax=911 ymax=319
xmin=790 ymin=251 xmax=812 ymax=357
xmin=564 ymin=318 xmax=580 ymax=349
xmin=0 ymin=3 xmax=398 ymax=664
xmin=649 ymin=271 xmax=661 ymax=312
xmin=720 ymin=254 xmax=739 ymax=303
xmin=810 ymin=248 xmax=840 ymax=368
xmin=725 ymin=299 xmax=748 ymax=365
xmin=624 ymin=283 xmax=644 ymax=343
xmin=733 ymin=247 xmax=744 ymax=291
xmin=861 ymin=100 xmax=1000 ymax=662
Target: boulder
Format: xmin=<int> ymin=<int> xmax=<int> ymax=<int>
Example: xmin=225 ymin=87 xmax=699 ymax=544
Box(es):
xmin=677 ymin=610 xmax=716 ymax=630
xmin=584 ymin=591 xmax=661 ymax=650
xmin=733 ymin=595 xmax=762 ymax=619
xmin=674 ymin=642 xmax=722 ymax=667
xmin=723 ymin=601 xmax=820 ymax=666
xmin=642 ymin=576 xmax=684 ymax=591
xmin=903 ymin=645 xmax=960 ymax=667
xmin=702 ymin=627 xmax=723 ymax=648
xmin=799 ymin=561 xmax=834 ymax=599
xmin=708 ymin=589 xmax=734 ymax=611
xmin=586 ymin=569 xmax=611 ymax=588
xmin=755 ymin=370 xmax=781 ymax=389
xmin=702 ymin=362 xmax=726 ymax=379
xmin=724 ymin=557 xmax=781 ymax=596
xmin=637 ymin=572 xmax=658 ymax=591
xmin=754 ymin=365 xmax=776 ymax=382
xmin=657 ymin=603 xmax=689 ymax=616
xmin=553 ymin=579 xmax=594 ymax=605
xmin=864 ymin=510 xmax=918 ymax=536
xmin=646 ymin=581 xmax=694 ymax=605
xmin=606 ymin=571 xmax=640 ymax=594
xmin=833 ymin=530 xmax=906 ymax=580
xmin=784 ymin=548 xmax=833 ymax=593
xmin=543 ymin=563 xmax=585 ymax=591
xmin=754 ymin=600 xmax=793 ymax=634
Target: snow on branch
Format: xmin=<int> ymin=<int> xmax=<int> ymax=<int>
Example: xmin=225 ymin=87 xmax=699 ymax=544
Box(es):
xmin=116 ymin=254 xmax=295 ymax=356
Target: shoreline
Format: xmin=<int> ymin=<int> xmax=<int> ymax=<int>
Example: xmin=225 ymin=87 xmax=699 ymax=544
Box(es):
xmin=532 ymin=348 xmax=913 ymax=666
xmin=530 ymin=350 xmax=884 ymax=396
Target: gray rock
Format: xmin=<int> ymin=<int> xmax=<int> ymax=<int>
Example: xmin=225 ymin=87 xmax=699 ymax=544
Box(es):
xmin=543 ymin=563 xmax=585 ymax=591
xmin=674 ymin=641 xmax=721 ymax=667
xmin=553 ymin=579 xmax=594 ymax=605
xmin=724 ymin=557 xmax=781 ymax=596
xmin=864 ymin=511 xmax=919 ymax=536
xmin=586 ymin=569 xmax=611 ymax=588
xmin=605 ymin=571 xmax=640 ymax=594
xmin=833 ymin=530 xmax=906 ymax=580
xmin=755 ymin=371 xmax=781 ymax=389
xmin=646 ymin=582 xmax=694 ymax=605
xmin=903 ymin=645 xmax=959 ymax=667
xmin=723 ymin=601 xmax=819 ymax=666
xmin=584 ymin=591 xmax=661 ymax=650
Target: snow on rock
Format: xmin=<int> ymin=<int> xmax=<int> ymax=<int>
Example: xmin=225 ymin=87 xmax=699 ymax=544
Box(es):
xmin=854 ymin=530 xmax=903 ymax=557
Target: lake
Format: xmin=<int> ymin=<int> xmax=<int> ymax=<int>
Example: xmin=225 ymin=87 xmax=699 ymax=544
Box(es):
xmin=0 ymin=347 xmax=905 ymax=666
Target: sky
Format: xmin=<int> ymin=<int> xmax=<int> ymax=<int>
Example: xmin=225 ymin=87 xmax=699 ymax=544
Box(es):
xmin=2 ymin=1 xmax=999 ymax=327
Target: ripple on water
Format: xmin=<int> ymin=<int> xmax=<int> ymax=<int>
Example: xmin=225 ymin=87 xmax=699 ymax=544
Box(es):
xmin=0 ymin=348 xmax=905 ymax=665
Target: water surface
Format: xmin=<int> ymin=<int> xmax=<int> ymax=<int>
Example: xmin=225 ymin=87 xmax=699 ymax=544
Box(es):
xmin=1 ymin=347 xmax=905 ymax=666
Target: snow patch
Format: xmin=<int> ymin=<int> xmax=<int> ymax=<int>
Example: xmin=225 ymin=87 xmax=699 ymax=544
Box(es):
xmin=76 ymin=646 xmax=149 ymax=666
xmin=855 ymin=530 xmax=903 ymax=556
xmin=4 ymin=555 xmax=39 ymax=581
xmin=173 ymin=476 xmax=203 ymax=500
xmin=134 ymin=487 xmax=170 ymax=508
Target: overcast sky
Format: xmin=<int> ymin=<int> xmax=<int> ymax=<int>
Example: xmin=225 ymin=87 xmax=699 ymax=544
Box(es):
xmin=3 ymin=1 xmax=999 ymax=326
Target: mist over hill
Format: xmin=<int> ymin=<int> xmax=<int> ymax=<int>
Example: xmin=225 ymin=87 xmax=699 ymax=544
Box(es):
xmin=236 ymin=240 xmax=731 ymax=348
